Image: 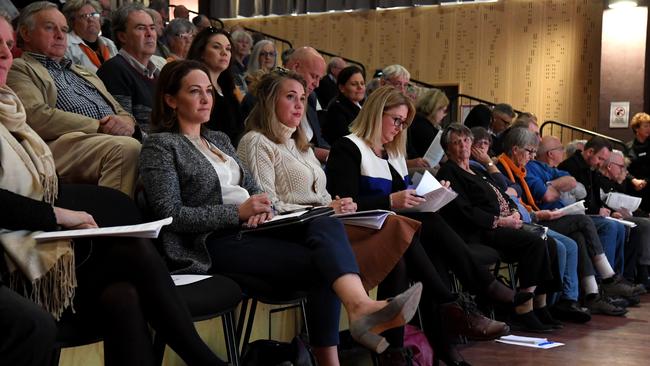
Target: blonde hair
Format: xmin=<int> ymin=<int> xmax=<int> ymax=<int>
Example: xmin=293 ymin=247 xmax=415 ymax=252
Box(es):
xmin=349 ymin=85 xmax=415 ymax=157
xmin=245 ymin=69 xmax=311 ymax=152
xmin=631 ymin=112 xmax=650 ymax=133
xmin=416 ymin=88 xmax=449 ymax=122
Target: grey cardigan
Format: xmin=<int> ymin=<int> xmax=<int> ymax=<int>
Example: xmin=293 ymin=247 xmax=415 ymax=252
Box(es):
xmin=139 ymin=130 xmax=262 ymax=274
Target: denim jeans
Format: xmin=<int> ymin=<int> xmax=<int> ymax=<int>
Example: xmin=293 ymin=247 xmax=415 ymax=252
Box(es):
xmin=590 ymin=216 xmax=626 ymax=274
xmin=547 ymin=229 xmax=579 ymax=302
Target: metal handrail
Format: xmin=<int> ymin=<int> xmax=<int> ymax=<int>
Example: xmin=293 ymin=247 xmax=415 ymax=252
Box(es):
xmin=242 ymin=27 xmax=293 ymax=49
xmin=315 ymin=49 xmax=366 ymax=79
xmin=540 ymin=120 xmax=627 ymax=151
xmin=451 ymin=93 xmax=526 ymax=115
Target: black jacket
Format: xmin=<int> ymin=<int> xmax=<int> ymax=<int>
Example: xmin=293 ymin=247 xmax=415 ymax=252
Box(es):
xmin=557 ymin=151 xmax=603 ymax=214
xmin=323 ymin=94 xmax=361 ymax=145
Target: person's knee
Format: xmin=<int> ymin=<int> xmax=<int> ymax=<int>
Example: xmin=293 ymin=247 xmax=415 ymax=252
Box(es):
xmin=99 ymin=282 xmax=140 ymax=317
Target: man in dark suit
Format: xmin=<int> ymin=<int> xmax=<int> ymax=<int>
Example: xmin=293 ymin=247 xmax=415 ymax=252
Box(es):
xmin=315 ymin=56 xmax=346 ymax=108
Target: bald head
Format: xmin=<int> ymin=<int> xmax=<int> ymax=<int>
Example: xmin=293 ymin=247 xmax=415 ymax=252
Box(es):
xmin=538 ymin=136 xmax=565 ymax=167
xmin=285 ymin=46 xmax=326 ymax=94
xmin=173 ymin=5 xmax=189 ymax=19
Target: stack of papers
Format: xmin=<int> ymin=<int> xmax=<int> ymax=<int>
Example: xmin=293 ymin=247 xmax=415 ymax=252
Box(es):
xmin=400 ymin=170 xmax=458 ymax=213
xmin=605 ymin=216 xmax=637 ymax=228
xmin=556 ymin=200 xmax=587 ymax=215
xmin=333 ymin=209 xmax=395 ymax=229
xmin=606 ymin=192 xmax=642 ymax=212
xmin=496 ymin=335 xmax=564 ymax=349
xmin=33 ymin=217 xmax=173 ymax=241
xmin=423 ymin=131 xmax=444 ymax=167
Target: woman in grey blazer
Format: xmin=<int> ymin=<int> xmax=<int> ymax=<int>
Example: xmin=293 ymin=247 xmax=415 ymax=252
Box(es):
xmin=139 ymin=60 xmax=423 ymax=364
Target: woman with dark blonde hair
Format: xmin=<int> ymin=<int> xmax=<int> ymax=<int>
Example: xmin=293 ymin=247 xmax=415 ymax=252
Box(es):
xmin=326 ymin=86 xmax=513 ymax=365
xmin=139 ymin=60 xmax=423 ymax=366
xmin=407 ymin=88 xmax=448 ymax=159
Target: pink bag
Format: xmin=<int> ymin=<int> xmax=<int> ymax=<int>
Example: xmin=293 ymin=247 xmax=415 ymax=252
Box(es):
xmin=404 ymin=325 xmax=434 ymax=366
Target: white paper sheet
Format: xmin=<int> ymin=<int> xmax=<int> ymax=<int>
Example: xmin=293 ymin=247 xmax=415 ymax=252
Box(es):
xmin=556 ymin=200 xmax=587 ymax=215
xmin=333 ymin=210 xmax=395 ymax=229
xmin=172 ymin=274 xmax=212 ymax=286
xmin=605 ymin=216 xmax=637 ymax=228
xmin=423 ymin=132 xmax=444 ymax=167
xmin=33 ymin=217 xmax=173 ymax=241
xmin=401 ymin=171 xmax=458 ymax=213
xmin=606 ymin=192 xmax=642 ymax=212
xmin=496 ymin=335 xmax=564 ymax=349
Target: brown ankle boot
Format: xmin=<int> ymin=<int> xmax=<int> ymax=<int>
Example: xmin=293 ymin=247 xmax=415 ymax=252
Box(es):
xmin=441 ymin=294 xmax=510 ymax=340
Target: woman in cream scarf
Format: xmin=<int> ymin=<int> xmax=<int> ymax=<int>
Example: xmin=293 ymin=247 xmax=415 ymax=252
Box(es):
xmin=0 ymin=13 xmax=228 ymax=366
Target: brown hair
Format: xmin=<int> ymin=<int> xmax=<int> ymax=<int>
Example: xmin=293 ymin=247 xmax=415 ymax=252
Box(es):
xmin=245 ymin=68 xmax=310 ymax=152
xmin=150 ymin=60 xmax=213 ymax=133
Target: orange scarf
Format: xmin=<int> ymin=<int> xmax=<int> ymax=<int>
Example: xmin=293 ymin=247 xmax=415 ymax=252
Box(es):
xmin=497 ymin=153 xmax=540 ymax=212
xmin=80 ymin=42 xmax=110 ymax=68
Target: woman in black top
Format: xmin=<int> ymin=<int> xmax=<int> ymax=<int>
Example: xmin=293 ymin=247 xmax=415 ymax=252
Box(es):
xmin=188 ymin=27 xmax=244 ymax=146
xmin=407 ymin=88 xmax=448 ymax=159
xmin=323 ymin=65 xmax=365 ymax=145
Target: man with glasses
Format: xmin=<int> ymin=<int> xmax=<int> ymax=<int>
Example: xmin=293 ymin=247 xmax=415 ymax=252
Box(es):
xmin=379 ymin=64 xmax=410 ymax=93
xmin=63 ymin=0 xmax=117 ymax=73
xmin=600 ymin=150 xmax=650 ymax=289
xmin=98 ymin=3 xmax=159 ymax=133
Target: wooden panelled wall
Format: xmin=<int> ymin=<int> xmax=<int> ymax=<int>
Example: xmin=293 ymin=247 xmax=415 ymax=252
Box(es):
xmin=224 ymin=0 xmax=603 ymax=131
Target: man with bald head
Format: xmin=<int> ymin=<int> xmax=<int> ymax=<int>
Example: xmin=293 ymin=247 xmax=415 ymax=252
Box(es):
xmin=173 ymin=5 xmax=190 ymax=20
xmin=600 ymin=150 xmax=650 ymax=286
xmin=315 ymin=56 xmax=346 ymax=107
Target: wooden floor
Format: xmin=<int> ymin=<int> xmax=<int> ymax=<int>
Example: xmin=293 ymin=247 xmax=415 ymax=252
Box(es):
xmin=459 ymin=293 xmax=650 ymax=366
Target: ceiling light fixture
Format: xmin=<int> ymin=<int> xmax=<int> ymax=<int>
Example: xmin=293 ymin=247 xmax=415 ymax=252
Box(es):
xmin=608 ymin=0 xmax=638 ymax=9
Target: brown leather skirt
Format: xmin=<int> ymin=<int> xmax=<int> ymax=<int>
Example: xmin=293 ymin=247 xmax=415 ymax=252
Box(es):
xmin=345 ymin=214 xmax=421 ymax=291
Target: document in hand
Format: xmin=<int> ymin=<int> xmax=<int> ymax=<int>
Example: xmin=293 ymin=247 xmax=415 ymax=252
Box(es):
xmin=556 ymin=200 xmax=587 ymax=215
xmin=400 ymin=170 xmax=458 ymax=213
xmin=242 ymin=207 xmax=334 ymax=232
xmin=605 ymin=192 xmax=642 ymax=213
xmin=423 ymin=131 xmax=444 ymax=167
xmin=605 ymin=216 xmax=637 ymax=228
xmin=333 ymin=209 xmax=395 ymax=229
xmin=33 ymin=217 xmax=173 ymax=242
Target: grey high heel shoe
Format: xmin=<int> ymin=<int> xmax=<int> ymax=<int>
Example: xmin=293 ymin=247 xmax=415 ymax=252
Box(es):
xmin=349 ymin=282 xmax=423 ymax=353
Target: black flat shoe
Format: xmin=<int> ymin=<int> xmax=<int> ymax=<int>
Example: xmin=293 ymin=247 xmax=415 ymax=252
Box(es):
xmin=550 ymin=299 xmax=591 ymax=323
xmin=510 ymin=310 xmax=554 ymax=333
xmin=534 ymin=306 xmax=564 ymax=329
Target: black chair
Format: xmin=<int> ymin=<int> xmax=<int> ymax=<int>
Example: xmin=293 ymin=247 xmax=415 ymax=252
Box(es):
xmin=153 ymin=274 xmax=242 ymax=366
xmin=225 ymin=273 xmax=309 ymax=357
xmin=50 ymin=312 xmax=103 ymax=366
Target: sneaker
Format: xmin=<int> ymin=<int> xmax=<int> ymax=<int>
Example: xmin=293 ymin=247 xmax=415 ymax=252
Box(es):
xmin=550 ymin=299 xmax=592 ymax=323
xmin=441 ymin=293 xmax=510 ymax=340
xmin=601 ymin=275 xmax=645 ymax=298
xmin=584 ymin=294 xmax=628 ymax=316
xmin=605 ymin=295 xmax=630 ymax=309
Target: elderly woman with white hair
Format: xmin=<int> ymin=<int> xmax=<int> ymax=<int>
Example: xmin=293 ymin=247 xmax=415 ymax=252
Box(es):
xmin=246 ymin=39 xmax=277 ymax=75
xmin=380 ymin=64 xmax=410 ymax=94
xmin=63 ymin=0 xmax=117 ymax=72
xmin=162 ymin=18 xmax=195 ymax=61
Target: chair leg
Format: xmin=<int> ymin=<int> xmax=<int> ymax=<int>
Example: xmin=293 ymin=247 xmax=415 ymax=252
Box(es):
xmin=240 ymin=299 xmax=258 ymax=357
xmin=299 ymin=299 xmax=309 ymax=339
xmin=235 ymin=297 xmax=250 ymax=342
xmin=222 ymin=311 xmax=240 ymax=366
xmin=507 ymin=263 xmax=517 ymax=291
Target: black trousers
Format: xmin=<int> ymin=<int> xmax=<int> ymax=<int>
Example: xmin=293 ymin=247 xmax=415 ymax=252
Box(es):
xmin=0 ymin=284 xmax=56 ymax=366
xmin=57 ymin=184 xmax=224 ymax=366
xmin=206 ymin=216 xmax=359 ymax=347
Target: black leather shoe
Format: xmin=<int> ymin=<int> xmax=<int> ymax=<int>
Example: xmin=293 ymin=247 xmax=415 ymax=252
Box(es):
xmin=534 ymin=306 xmax=564 ymax=329
xmin=550 ymin=299 xmax=591 ymax=323
xmin=510 ymin=310 xmax=554 ymax=333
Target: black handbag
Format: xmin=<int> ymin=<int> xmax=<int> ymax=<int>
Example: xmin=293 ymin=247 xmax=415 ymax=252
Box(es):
xmin=241 ymin=336 xmax=316 ymax=366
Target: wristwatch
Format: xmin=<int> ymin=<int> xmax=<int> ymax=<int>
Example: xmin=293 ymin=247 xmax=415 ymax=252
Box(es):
xmin=486 ymin=162 xmax=495 ymax=168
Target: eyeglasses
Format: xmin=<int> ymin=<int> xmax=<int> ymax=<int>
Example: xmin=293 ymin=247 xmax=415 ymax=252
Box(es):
xmin=78 ymin=12 xmax=100 ymax=20
xmin=548 ymin=146 xmax=565 ymax=152
xmin=272 ymin=66 xmax=291 ymax=76
xmin=610 ymin=162 xmax=627 ymax=170
xmin=260 ymin=51 xmax=276 ymax=58
xmin=385 ymin=113 xmax=408 ymax=129
xmin=175 ymin=33 xmax=193 ymax=41
xmin=524 ymin=148 xmax=537 ymax=156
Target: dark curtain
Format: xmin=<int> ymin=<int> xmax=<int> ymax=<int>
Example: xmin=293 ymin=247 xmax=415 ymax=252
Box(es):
xmin=203 ymin=0 xmax=444 ymax=18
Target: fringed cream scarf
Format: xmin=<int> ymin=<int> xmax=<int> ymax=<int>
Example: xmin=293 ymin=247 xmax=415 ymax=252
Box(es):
xmin=0 ymin=85 xmax=76 ymax=319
